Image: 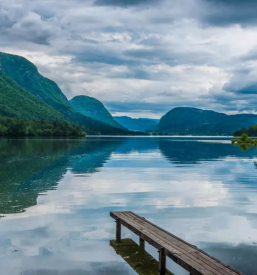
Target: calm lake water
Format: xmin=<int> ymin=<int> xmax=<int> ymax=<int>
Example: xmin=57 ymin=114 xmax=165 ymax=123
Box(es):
xmin=0 ymin=137 xmax=257 ymax=275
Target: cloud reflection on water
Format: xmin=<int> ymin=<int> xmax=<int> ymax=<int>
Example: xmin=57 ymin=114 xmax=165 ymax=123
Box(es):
xmin=0 ymin=137 xmax=257 ymax=275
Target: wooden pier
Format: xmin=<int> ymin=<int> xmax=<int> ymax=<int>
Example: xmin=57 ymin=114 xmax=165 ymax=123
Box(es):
xmin=110 ymin=211 xmax=244 ymax=275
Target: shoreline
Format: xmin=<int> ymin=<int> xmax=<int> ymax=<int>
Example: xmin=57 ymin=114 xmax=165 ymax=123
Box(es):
xmin=198 ymin=140 xmax=231 ymax=144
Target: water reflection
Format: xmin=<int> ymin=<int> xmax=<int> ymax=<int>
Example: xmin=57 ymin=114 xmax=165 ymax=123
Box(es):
xmin=159 ymin=139 xmax=257 ymax=164
xmin=110 ymin=238 xmax=173 ymax=275
xmin=0 ymin=138 xmax=125 ymax=214
xmin=71 ymin=138 xmax=125 ymax=174
xmin=0 ymin=137 xmax=257 ymax=275
xmin=236 ymin=143 xmax=257 ymax=152
xmin=201 ymin=242 xmax=257 ymax=275
xmin=0 ymin=139 xmax=81 ymax=214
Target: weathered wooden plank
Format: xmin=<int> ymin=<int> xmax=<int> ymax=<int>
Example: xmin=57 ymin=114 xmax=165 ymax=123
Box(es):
xmin=123 ymin=212 xmax=242 ymax=275
xmin=125 ymin=212 xmax=243 ymax=275
xmin=117 ymin=213 xmax=183 ymax=255
xmin=110 ymin=212 xmax=244 ymax=275
xmin=117 ymin=213 xmax=221 ymax=275
xmin=167 ymin=250 xmax=217 ymax=275
xmin=124 ymin=212 xmax=196 ymax=253
xmin=117 ymin=212 xmax=184 ymax=255
xmin=128 ymin=212 xmax=244 ymax=275
xmin=192 ymin=252 xmax=241 ymax=275
xmin=120 ymin=212 xmax=223 ymax=275
xmin=123 ymin=212 xmax=238 ymax=275
xmin=112 ymin=212 xmax=214 ymax=275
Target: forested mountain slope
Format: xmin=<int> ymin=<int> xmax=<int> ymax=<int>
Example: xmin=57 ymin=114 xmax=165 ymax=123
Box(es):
xmin=70 ymin=95 xmax=125 ymax=129
xmin=156 ymin=107 xmax=257 ymax=135
xmin=0 ymin=52 xmax=130 ymax=135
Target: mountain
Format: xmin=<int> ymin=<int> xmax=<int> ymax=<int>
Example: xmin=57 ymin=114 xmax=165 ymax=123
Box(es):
xmin=114 ymin=116 xmax=159 ymax=132
xmin=0 ymin=52 xmax=130 ymax=135
xmin=0 ymin=53 xmax=69 ymax=112
xmin=69 ymin=95 xmax=125 ymax=129
xmin=156 ymin=107 xmax=257 ymax=135
xmin=0 ymin=72 xmax=67 ymax=122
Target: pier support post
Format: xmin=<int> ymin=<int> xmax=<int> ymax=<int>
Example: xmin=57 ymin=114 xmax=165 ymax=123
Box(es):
xmin=140 ymin=237 xmax=145 ymax=250
xmin=116 ymin=218 xmax=121 ymax=243
xmin=159 ymin=247 xmax=166 ymax=275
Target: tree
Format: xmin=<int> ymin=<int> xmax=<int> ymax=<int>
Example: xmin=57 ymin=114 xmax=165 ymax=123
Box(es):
xmin=0 ymin=124 xmax=7 ymax=136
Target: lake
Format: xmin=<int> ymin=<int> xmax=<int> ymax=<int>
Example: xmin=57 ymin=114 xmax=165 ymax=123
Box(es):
xmin=0 ymin=137 xmax=257 ymax=275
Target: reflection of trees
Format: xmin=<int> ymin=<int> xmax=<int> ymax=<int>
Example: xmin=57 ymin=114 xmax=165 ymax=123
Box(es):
xmin=0 ymin=138 xmax=125 ymax=215
xmin=2 ymin=137 xmax=257 ymax=216
xmin=110 ymin=238 xmax=172 ymax=275
xmin=159 ymin=139 xmax=257 ymax=164
xmin=0 ymin=139 xmax=82 ymax=215
xmin=236 ymin=143 xmax=257 ymax=152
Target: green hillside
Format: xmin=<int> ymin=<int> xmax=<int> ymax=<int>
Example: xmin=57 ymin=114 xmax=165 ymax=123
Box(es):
xmin=0 ymin=52 xmax=130 ymax=135
xmin=69 ymin=95 xmax=125 ymax=129
xmin=0 ymin=72 xmax=67 ymax=122
xmin=156 ymin=107 xmax=257 ymax=136
xmin=0 ymin=52 xmax=69 ymax=112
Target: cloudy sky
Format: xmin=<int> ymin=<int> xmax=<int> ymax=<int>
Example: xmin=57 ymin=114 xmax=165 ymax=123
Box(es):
xmin=1 ymin=0 xmax=257 ymax=118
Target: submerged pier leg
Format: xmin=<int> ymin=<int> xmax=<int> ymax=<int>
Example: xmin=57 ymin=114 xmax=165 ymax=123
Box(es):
xmin=159 ymin=247 xmax=166 ymax=275
xmin=140 ymin=237 xmax=145 ymax=250
xmin=116 ymin=218 xmax=121 ymax=243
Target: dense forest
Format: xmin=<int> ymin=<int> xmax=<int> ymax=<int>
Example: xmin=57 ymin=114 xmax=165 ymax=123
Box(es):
xmin=0 ymin=72 xmax=67 ymax=122
xmin=0 ymin=117 xmax=85 ymax=137
xmin=234 ymin=125 xmax=257 ymax=137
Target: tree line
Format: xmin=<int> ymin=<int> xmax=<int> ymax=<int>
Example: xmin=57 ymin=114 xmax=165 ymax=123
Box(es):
xmin=234 ymin=125 xmax=257 ymax=137
xmin=0 ymin=117 xmax=86 ymax=137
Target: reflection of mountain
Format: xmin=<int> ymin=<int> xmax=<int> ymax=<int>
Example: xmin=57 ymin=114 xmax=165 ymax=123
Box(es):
xmin=2 ymin=137 xmax=257 ymax=215
xmin=159 ymin=139 xmax=257 ymax=164
xmin=0 ymin=139 xmax=81 ymax=214
xmin=114 ymin=137 xmax=159 ymax=154
xmin=70 ymin=138 xmax=125 ymax=174
xmin=0 ymin=138 xmax=125 ymax=215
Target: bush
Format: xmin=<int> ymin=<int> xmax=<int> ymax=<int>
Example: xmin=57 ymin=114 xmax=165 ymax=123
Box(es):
xmin=231 ymin=133 xmax=257 ymax=145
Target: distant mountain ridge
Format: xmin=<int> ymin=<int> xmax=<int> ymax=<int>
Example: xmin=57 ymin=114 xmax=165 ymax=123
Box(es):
xmin=0 ymin=52 xmax=130 ymax=135
xmin=69 ymin=95 xmax=125 ymax=130
xmin=156 ymin=107 xmax=257 ymax=135
xmin=2 ymin=52 xmax=257 ymax=136
xmin=114 ymin=116 xmax=159 ymax=132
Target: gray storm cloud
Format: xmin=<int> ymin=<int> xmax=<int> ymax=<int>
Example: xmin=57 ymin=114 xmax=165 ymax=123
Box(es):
xmin=0 ymin=0 xmax=257 ymax=117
